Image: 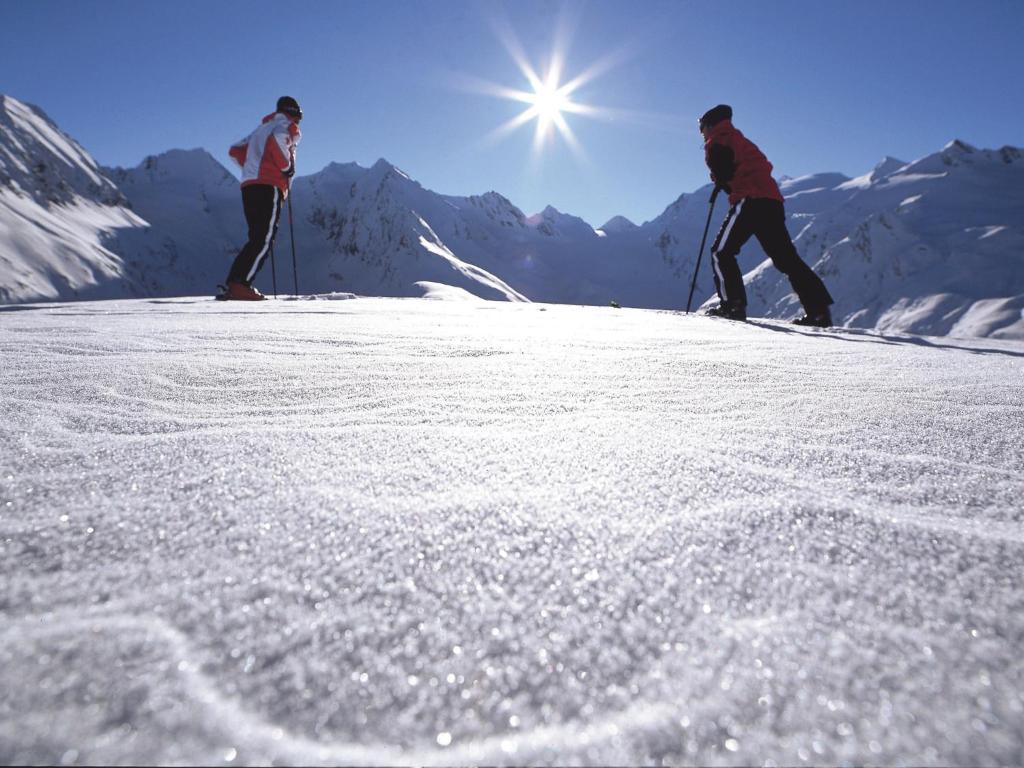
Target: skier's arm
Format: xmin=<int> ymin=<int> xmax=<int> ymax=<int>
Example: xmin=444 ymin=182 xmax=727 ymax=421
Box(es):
xmin=266 ymin=126 xmax=295 ymax=177
xmin=228 ymin=134 xmax=251 ymax=168
xmin=272 ymin=122 xmax=301 ymax=178
xmin=706 ymin=143 xmax=735 ymax=190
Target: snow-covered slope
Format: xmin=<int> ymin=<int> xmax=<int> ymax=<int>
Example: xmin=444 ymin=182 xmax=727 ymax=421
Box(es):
xmin=744 ymin=141 xmax=1024 ymax=338
xmin=0 ymin=95 xmax=148 ymax=302
xmin=290 ymin=158 xmax=529 ymax=301
xmin=104 ymin=149 xmax=243 ymax=295
xmin=2 ymin=298 xmax=1023 ymax=765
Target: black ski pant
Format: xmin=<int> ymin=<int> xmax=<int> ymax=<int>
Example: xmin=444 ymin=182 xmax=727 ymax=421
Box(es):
xmin=227 ymin=184 xmax=283 ymax=284
xmin=710 ymin=197 xmax=833 ymax=313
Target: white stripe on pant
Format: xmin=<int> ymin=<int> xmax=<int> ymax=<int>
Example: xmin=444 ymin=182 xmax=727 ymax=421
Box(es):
xmin=712 ymin=199 xmax=744 ymax=303
xmin=245 ymin=190 xmax=282 ymax=283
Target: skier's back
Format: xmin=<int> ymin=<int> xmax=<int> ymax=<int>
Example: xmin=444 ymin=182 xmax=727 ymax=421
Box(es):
xmin=699 ymin=104 xmax=834 ymax=327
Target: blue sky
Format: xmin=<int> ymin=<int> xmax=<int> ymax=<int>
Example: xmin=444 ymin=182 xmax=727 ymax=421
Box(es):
xmin=2 ymin=0 xmax=1022 ymax=226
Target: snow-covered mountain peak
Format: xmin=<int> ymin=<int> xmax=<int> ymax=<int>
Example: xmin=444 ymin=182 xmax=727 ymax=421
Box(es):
xmin=894 ymin=140 xmax=1023 ymax=177
xmin=0 ymin=93 xmax=124 ymax=206
xmin=836 ymin=157 xmax=908 ymax=191
xmin=933 ymin=139 xmax=984 ymax=168
xmin=357 ymin=158 xmax=422 ymax=200
xmin=649 ymin=190 xmax=703 ymax=228
xmin=943 ymin=138 xmax=977 ymax=154
xmin=478 ymin=190 xmax=513 ymax=206
xmin=527 ymin=205 xmax=598 ymax=238
xmin=317 ymin=160 xmax=363 ymax=177
xmin=939 ymin=140 xmax=1022 ymax=167
xmin=997 ymin=145 xmax=1023 ymax=164
xmin=870 ymin=156 xmax=907 ymax=179
xmin=598 ymin=215 xmax=638 ymax=234
xmin=302 ymin=162 xmax=365 ymax=199
xmin=533 ymin=204 xmax=562 ymax=219
xmin=115 ymin=148 xmax=235 ymax=187
xmin=368 ymin=157 xmax=412 ymax=181
xmin=457 ymin=191 xmax=527 ymax=228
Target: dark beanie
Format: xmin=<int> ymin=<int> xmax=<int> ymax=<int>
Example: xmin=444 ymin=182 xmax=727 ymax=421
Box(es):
xmin=699 ymin=104 xmax=732 ymax=131
xmin=276 ymin=96 xmax=302 ymax=118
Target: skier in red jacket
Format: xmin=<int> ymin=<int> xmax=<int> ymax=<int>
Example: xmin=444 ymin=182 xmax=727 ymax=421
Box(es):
xmin=700 ymin=104 xmax=833 ymax=326
xmin=217 ymin=96 xmax=303 ymax=301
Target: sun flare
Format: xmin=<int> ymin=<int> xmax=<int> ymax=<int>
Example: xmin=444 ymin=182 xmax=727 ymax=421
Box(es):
xmin=450 ymin=14 xmax=681 ymax=162
xmin=452 ymin=17 xmax=630 ymax=161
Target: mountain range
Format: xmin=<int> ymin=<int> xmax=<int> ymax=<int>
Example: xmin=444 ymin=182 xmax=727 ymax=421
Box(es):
xmin=1 ymin=93 xmax=1022 ymax=338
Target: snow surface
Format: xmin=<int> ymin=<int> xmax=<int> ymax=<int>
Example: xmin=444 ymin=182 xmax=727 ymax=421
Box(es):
xmin=415 ymin=281 xmax=486 ymax=302
xmin=2 ymin=297 xmax=1023 ymax=766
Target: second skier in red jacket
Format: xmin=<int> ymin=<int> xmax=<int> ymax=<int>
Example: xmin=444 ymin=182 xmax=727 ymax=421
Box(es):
xmin=700 ymin=104 xmax=834 ymax=327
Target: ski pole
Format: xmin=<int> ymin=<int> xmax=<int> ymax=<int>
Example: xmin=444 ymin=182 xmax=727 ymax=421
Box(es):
xmin=288 ymin=194 xmax=298 ymax=296
xmin=270 ymin=244 xmax=278 ymax=299
xmin=685 ymin=186 xmax=720 ymax=313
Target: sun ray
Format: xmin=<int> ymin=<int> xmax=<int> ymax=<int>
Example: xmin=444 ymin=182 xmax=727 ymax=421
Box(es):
xmin=559 ymin=101 xmax=595 ymax=117
xmin=556 ymin=41 xmax=640 ymax=97
xmin=444 ymin=71 xmax=538 ymax=104
xmin=531 ymin=116 xmax=549 ymax=161
xmin=546 ymin=52 xmax=565 ymax=92
xmin=564 ymin=103 xmax=689 ymax=132
xmin=477 ymin=105 xmax=541 ymax=149
xmin=551 ymin=111 xmax=588 ymax=165
xmin=488 ymin=15 xmax=544 ymax=93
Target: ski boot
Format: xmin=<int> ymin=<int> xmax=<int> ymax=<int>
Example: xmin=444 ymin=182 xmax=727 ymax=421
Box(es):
xmin=793 ymin=309 xmax=832 ymax=328
xmin=705 ymin=301 xmax=747 ymax=321
xmin=216 ymin=281 xmax=266 ymax=301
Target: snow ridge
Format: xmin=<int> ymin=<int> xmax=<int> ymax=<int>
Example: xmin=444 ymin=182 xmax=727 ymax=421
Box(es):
xmin=0 ymin=95 xmax=148 ymax=302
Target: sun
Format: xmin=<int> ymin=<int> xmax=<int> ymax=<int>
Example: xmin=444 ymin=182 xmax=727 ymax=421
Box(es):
xmin=518 ymin=70 xmax=579 ymax=148
xmin=449 ymin=12 xmax=679 ymax=162
xmin=471 ymin=55 xmax=590 ymax=156
xmin=451 ymin=17 xmax=629 ymax=161
xmin=531 ymin=80 xmax=568 ymax=127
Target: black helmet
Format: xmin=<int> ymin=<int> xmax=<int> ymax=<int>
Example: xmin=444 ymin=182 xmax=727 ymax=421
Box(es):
xmin=276 ymin=96 xmax=303 ymax=120
xmin=699 ymin=104 xmax=732 ymax=132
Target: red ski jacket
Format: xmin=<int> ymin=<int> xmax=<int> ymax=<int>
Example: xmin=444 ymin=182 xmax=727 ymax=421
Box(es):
xmin=703 ymin=119 xmax=783 ymax=205
xmin=229 ymin=112 xmax=301 ymax=195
